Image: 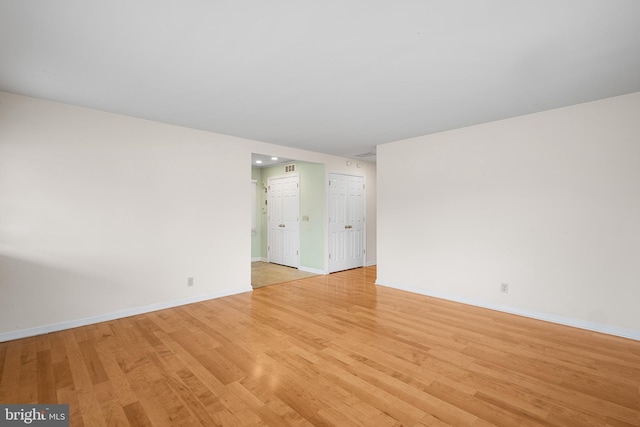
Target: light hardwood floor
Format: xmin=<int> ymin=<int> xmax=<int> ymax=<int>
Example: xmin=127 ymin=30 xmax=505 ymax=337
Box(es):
xmin=1 ymin=266 xmax=639 ymax=426
xmin=251 ymin=262 xmax=318 ymax=288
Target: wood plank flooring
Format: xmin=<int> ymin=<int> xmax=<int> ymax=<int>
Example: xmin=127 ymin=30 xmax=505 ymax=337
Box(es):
xmin=251 ymin=262 xmax=318 ymax=289
xmin=1 ymin=266 xmax=639 ymax=426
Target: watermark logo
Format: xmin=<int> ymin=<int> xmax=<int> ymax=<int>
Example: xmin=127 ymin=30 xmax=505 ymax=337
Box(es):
xmin=0 ymin=405 xmax=69 ymax=426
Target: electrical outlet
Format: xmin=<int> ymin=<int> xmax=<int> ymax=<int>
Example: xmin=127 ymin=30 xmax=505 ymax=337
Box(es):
xmin=187 ymin=277 xmax=194 ymax=287
xmin=501 ymin=283 xmax=508 ymax=293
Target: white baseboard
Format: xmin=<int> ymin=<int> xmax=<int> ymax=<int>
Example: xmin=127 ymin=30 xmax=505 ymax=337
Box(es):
xmin=375 ymin=280 xmax=640 ymax=342
xmin=251 ymin=257 xmax=267 ymax=262
xmin=0 ymin=285 xmax=252 ymax=343
xmin=298 ymin=266 xmax=326 ymax=275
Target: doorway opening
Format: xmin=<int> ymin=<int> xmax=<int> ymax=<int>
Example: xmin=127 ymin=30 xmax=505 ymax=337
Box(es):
xmin=251 ymin=154 xmax=324 ymax=288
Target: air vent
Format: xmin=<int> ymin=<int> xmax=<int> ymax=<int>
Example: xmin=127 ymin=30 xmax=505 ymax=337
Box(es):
xmin=285 ymin=164 xmax=296 ymax=173
xmin=354 ymin=152 xmax=376 ymax=158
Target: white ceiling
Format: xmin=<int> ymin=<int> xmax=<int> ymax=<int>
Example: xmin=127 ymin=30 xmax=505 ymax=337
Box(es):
xmin=251 ymin=153 xmax=294 ymax=168
xmin=1 ymin=1 xmax=639 ymax=162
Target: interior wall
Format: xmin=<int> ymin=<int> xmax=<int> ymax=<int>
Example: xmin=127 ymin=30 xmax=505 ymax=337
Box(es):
xmin=297 ymin=162 xmax=325 ymax=270
xmin=377 ymin=92 xmax=640 ymax=339
xmin=0 ymin=91 xmax=254 ymax=338
xmin=0 ymin=91 xmax=376 ymax=340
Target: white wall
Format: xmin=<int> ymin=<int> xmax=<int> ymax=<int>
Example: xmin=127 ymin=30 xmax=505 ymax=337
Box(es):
xmin=377 ymin=92 xmax=640 ymax=340
xmin=0 ymin=91 xmax=376 ymax=340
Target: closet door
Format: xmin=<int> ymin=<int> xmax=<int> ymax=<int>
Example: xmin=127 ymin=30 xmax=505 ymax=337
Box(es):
xmin=328 ymin=173 xmax=365 ymax=273
xmin=268 ymin=175 xmax=299 ymax=267
xmin=280 ymin=175 xmax=300 ymax=267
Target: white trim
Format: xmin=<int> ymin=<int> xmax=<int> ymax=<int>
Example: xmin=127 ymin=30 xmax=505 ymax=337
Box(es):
xmin=0 ymin=286 xmax=252 ymax=343
xmin=251 ymin=257 xmax=266 ymax=262
xmin=375 ymin=280 xmax=640 ymax=342
xmin=298 ymin=266 xmax=326 ymax=275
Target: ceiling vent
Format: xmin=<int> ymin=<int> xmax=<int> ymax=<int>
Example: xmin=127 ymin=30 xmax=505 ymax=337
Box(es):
xmin=354 ymin=152 xmax=376 ymax=158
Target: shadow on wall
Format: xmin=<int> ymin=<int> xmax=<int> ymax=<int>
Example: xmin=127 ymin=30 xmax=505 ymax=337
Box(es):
xmin=0 ymin=254 xmax=121 ymax=336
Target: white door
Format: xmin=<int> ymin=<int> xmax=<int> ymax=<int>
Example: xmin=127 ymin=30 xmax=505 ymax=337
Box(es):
xmin=329 ymin=173 xmax=365 ymax=273
xmin=268 ymin=178 xmax=284 ymax=264
xmin=268 ymin=175 xmax=299 ymax=267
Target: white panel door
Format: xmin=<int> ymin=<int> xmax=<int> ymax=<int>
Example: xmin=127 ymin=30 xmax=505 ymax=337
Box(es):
xmin=346 ymin=175 xmax=365 ymax=269
xmin=268 ymin=178 xmax=284 ymax=265
xmin=268 ymin=175 xmax=299 ymax=267
xmin=328 ymin=173 xmax=365 ymax=273
xmin=329 ymin=174 xmax=348 ymax=272
xmin=281 ymin=176 xmax=299 ymax=267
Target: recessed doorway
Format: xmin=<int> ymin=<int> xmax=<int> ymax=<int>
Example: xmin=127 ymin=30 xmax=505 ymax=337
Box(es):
xmin=251 ymin=154 xmax=325 ymax=287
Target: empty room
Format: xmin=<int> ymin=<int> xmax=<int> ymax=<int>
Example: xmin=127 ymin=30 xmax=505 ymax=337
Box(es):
xmin=1 ymin=1 xmax=639 ymax=426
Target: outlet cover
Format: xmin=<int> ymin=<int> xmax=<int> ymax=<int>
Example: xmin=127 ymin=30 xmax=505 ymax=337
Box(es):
xmin=188 ymin=277 xmax=194 ymax=287
xmin=501 ymin=283 xmax=508 ymax=293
